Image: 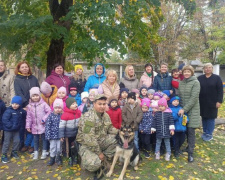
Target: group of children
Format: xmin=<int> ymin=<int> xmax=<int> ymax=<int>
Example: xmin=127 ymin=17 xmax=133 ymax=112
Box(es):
xmin=0 ymin=67 xmax=188 ymax=166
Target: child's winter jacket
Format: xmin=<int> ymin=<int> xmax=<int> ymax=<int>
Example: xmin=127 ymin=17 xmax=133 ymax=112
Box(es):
xmin=106 ymin=106 xmax=122 ymax=129
xmin=118 ymin=98 xmax=126 ymax=109
xmin=151 ymin=111 xmax=175 ymax=139
xmin=78 ymin=103 xmax=86 ymax=113
xmin=69 ymin=94 xmax=81 ymax=106
xmin=139 ymin=111 xmax=153 ymax=134
xmin=45 ymin=112 xmax=61 ymax=140
xmin=170 ymin=105 xmax=189 ymax=132
xmin=2 ymin=106 xmax=26 ymax=132
xmin=59 ymin=107 xmax=81 ymax=138
xmin=0 ymin=99 xmax=6 ymax=130
xmin=26 ymin=98 xmax=51 ymax=134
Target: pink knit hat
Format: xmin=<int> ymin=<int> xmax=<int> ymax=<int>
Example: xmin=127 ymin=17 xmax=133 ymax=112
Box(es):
xmin=40 ymin=82 xmax=52 ymax=94
xmin=53 ymin=98 xmax=63 ymax=109
xmin=29 ymin=87 xmax=40 ymax=97
xmin=158 ymin=97 xmax=168 ymax=107
xmin=141 ymin=98 xmax=151 ymax=107
xmin=89 ymin=89 xmax=98 ymax=96
xmin=57 ymin=87 xmax=67 ymax=94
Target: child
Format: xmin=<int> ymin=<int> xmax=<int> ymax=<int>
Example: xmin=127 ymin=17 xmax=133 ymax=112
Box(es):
xmin=26 ymin=87 xmax=51 ymax=160
xmin=147 ymin=89 xmax=155 ymax=100
xmin=171 ymin=69 xmax=181 ymax=95
xmin=162 ymin=90 xmax=171 ymax=101
xmin=151 ymin=97 xmax=175 ymax=161
xmin=140 ymin=86 xmax=148 ymax=99
xmin=151 ymin=92 xmax=163 ymax=109
xmin=45 ymin=99 xmax=63 ymax=166
xmin=82 ymin=89 xmax=98 ymax=114
xmin=122 ymin=92 xmax=143 ymax=151
xmin=139 ymin=98 xmax=153 ymax=158
xmin=59 ymin=97 xmax=81 ymax=166
xmin=68 ymin=84 xmax=81 ymax=106
xmin=1 ymin=96 xmax=26 ymax=163
xmin=118 ymin=88 xmax=129 ymax=109
xmin=40 ymin=81 xmax=58 ymax=107
xmin=78 ymin=92 xmax=89 ymax=113
xmin=131 ymin=89 xmax=141 ymax=105
xmin=169 ymin=96 xmax=189 ymax=157
xmin=51 ymin=87 xmax=68 ymax=110
xmin=106 ymin=96 xmax=122 ymax=129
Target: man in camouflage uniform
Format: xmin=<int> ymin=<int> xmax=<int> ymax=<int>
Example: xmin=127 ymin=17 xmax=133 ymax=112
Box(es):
xmin=76 ymin=94 xmax=118 ymax=178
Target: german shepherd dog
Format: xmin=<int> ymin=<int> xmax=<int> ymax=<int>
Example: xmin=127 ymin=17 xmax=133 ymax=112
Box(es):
xmin=106 ymin=124 xmax=140 ymax=180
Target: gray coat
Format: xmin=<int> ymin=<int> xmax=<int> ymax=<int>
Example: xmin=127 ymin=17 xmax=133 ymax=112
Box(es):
xmin=178 ymin=76 xmax=200 ymax=128
xmin=120 ymin=74 xmax=139 ymax=91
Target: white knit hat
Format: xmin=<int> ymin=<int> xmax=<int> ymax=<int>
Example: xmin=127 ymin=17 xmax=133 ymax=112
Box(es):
xmin=81 ymin=92 xmax=89 ymax=101
xmin=29 ymin=87 xmax=40 ymax=97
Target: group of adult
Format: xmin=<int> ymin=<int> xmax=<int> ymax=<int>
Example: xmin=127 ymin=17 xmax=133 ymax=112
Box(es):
xmin=0 ymin=60 xmax=223 ymax=164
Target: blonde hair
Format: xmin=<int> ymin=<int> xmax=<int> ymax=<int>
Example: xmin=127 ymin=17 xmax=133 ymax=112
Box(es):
xmin=124 ymin=65 xmax=134 ymax=77
xmin=203 ymin=63 xmax=213 ymax=69
xmin=106 ymin=69 xmax=118 ymax=82
xmin=182 ymin=65 xmax=195 ymax=76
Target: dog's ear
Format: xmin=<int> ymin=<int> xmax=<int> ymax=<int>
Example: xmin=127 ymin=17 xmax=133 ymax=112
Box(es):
xmin=130 ymin=122 xmax=135 ymax=129
xmin=120 ymin=122 xmax=126 ymax=130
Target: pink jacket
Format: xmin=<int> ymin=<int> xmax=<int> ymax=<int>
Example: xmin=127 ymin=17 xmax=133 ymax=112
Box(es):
xmin=26 ymin=98 xmax=51 ymax=134
xmin=139 ymin=72 xmax=154 ymax=88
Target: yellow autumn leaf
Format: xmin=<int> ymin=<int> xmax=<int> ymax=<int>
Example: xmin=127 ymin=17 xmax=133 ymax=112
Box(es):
xmin=158 ymin=175 xmax=163 ymax=179
xmin=57 ymin=176 xmax=61 ymax=180
xmin=75 ymin=172 xmax=81 ymax=176
xmin=218 ymin=168 xmax=224 ymax=172
xmin=75 ymin=178 xmax=82 ymax=180
xmin=194 ymin=172 xmax=198 ymax=175
xmin=18 ymin=171 xmax=22 ymax=175
xmin=135 ymin=176 xmax=140 ymax=179
xmin=32 ymin=175 xmax=38 ymax=179
xmin=1 ymin=165 xmax=9 ymax=169
xmin=169 ymin=176 xmax=174 ymax=180
xmin=25 ymin=178 xmax=32 ymax=180
xmin=53 ymin=174 xmax=58 ymax=177
xmin=156 ymin=168 xmax=160 ymax=172
xmin=46 ymin=170 xmax=52 ymax=174
xmin=31 ymin=172 xmax=36 ymax=175
xmin=6 ymin=176 xmax=14 ymax=180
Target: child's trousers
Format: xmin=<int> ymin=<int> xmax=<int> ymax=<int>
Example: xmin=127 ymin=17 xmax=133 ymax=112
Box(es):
xmin=49 ymin=139 xmax=61 ymax=157
xmin=155 ymin=138 xmax=171 ymax=154
xmin=2 ymin=131 xmax=20 ymax=154
xmin=174 ymin=132 xmax=185 ymax=152
xmin=33 ymin=134 xmax=48 ymax=151
xmin=139 ymin=133 xmax=151 ymax=151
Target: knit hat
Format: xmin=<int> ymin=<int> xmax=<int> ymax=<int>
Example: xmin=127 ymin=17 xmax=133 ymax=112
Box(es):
xmin=158 ymin=97 xmax=168 ymax=107
xmin=162 ymin=90 xmax=170 ymax=97
xmin=147 ymin=89 xmax=155 ymax=95
xmin=30 ymin=87 xmax=40 ymax=97
xmin=127 ymin=92 xmax=136 ymax=100
xmin=81 ymin=92 xmax=89 ymax=101
xmin=170 ymin=96 xmax=180 ymax=104
xmin=89 ymin=89 xmax=98 ymax=96
xmin=108 ymin=96 xmax=118 ymax=105
xmin=74 ymin=64 xmax=84 ymax=73
xmin=53 ymin=98 xmax=63 ymax=109
xmin=40 ymin=82 xmax=52 ymax=94
xmin=141 ymin=98 xmax=150 ymax=107
xmin=66 ymin=97 xmax=76 ymax=108
xmin=120 ymin=88 xmax=129 ymax=95
xmin=154 ymin=92 xmax=163 ymax=98
xmin=58 ymin=87 xmax=67 ymax=94
xmin=11 ymin=96 xmax=22 ymax=106
xmin=151 ymin=101 xmax=158 ymax=108
xmin=178 ymin=63 xmax=185 ymax=71
xmin=140 ymin=86 xmax=148 ymax=93
xmin=131 ymin=89 xmax=140 ymax=94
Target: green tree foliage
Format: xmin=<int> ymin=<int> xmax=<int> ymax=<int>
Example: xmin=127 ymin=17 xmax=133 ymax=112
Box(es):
xmin=0 ymin=0 xmax=196 ymax=75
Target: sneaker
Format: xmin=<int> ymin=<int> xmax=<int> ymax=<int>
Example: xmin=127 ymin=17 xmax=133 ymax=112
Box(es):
xmin=155 ymin=152 xmax=160 ymax=160
xmin=41 ymin=150 xmax=47 ymax=160
xmin=11 ymin=151 xmax=19 ymax=159
xmin=188 ymin=154 xmax=194 ymax=162
xmin=1 ymin=154 xmax=9 ymax=163
xmin=144 ymin=151 xmax=150 ymax=158
xmin=201 ymin=133 xmax=206 ymax=140
xmin=165 ymin=153 xmax=170 ymax=161
xmin=204 ymin=134 xmax=213 ymax=141
xmin=33 ymin=151 xmax=38 ymax=160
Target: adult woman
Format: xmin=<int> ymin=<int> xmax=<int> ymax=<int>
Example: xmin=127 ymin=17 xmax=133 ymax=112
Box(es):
xmin=98 ymin=70 xmax=120 ymax=100
xmin=84 ymin=63 xmax=106 ymax=92
xmin=139 ymin=63 xmax=155 ymax=89
xmin=198 ymin=63 xmax=223 ymax=141
xmin=178 ymin=65 xmax=200 ymax=162
xmin=120 ymin=65 xmax=139 ymax=91
xmin=0 ymin=60 xmax=15 ymax=107
xmin=70 ymin=65 xmax=87 ymax=94
xmin=153 ymin=62 xmax=173 ymax=92
xmin=14 ymin=62 xmax=39 ymax=153
xmin=45 ymin=63 xmax=70 ymax=92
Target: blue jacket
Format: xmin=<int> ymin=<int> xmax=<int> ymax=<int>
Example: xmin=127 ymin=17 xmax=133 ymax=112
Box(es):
xmin=170 ymin=105 xmax=189 ymax=132
xmin=45 ymin=112 xmax=61 ymax=140
xmin=153 ymin=72 xmax=172 ymax=92
xmin=139 ymin=111 xmax=153 ymax=134
xmin=69 ymin=94 xmax=81 ymax=106
xmin=0 ymin=100 xmax=6 ymax=130
xmin=2 ymin=106 xmax=26 ymax=132
xmin=84 ymin=63 xmax=106 ymax=92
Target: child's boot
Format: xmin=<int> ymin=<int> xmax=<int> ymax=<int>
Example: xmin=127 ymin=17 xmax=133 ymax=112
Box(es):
xmin=56 ymin=154 xmax=63 ymax=166
xmin=1 ymin=154 xmax=9 ymax=163
xmin=33 ymin=151 xmax=39 ymax=160
xmin=47 ymin=156 xmax=55 ymax=166
xmin=155 ymin=152 xmax=160 ymax=160
xmin=41 ymin=150 xmax=47 ymax=160
xmin=165 ymin=152 xmax=171 ymax=161
xmin=11 ymin=151 xmax=19 ymax=159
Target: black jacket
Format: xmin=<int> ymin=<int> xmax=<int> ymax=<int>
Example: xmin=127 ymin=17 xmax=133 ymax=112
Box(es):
xmin=0 ymin=99 xmax=6 ymax=130
xmin=198 ymin=74 xmax=224 ymax=119
xmin=70 ymin=77 xmax=87 ymax=94
xmin=2 ymin=106 xmax=26 ymax=131
xmin=14 ymin=74 xmax=39 ymax=108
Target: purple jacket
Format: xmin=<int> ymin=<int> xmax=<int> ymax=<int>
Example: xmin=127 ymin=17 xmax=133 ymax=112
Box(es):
xmin=26 ymin=98 xmax=52 ymax=134
xmin=45 ymin=70 xmax=70 ymax=93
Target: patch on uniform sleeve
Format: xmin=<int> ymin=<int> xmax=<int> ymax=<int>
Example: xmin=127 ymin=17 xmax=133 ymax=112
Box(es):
xmin=83 ymin=121 xmax=95 ymax=133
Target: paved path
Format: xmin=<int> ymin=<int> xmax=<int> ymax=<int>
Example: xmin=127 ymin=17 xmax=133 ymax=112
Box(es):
xmin=215 ymin=118 xmax=225 ymax=125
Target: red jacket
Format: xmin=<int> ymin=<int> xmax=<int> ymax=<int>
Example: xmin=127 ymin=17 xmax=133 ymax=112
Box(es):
xmin=106 ymin=107 xmax=122 ymax=129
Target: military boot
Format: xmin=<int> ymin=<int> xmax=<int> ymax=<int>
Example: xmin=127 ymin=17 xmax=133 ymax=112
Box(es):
xmin=56 ymin=155 xmax=63 ymax=166
xmin=47 ymin=157 xmax=55 ymax=166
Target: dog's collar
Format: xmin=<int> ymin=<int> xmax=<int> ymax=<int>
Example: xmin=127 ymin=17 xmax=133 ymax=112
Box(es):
xmin=118 ymin=137 xmax=134 ymax=150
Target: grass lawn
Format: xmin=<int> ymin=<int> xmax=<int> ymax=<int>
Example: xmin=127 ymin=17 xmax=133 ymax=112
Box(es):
xmin=1 ymin=125 xmax=225 ymax=180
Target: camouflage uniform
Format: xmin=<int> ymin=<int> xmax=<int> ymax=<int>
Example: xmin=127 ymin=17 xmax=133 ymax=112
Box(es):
xmin=76 ymin=108 xmax=118 ymax=172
